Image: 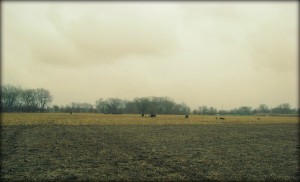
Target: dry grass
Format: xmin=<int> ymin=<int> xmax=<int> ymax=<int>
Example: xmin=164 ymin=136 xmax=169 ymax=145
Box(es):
xmin=1 ymin=113 xmax=298 ymax=125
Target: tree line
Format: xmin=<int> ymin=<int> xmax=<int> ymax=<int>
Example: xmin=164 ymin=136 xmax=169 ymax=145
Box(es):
xmin=1 ymin=84 xmax=299 ymax=115
xmin=51 ymin=97 xmax=191 ymax=115
xmin=1 ymin=84 xmax=53 ymax=112
xmin=193 ymin=104 xmax=299 ymax=115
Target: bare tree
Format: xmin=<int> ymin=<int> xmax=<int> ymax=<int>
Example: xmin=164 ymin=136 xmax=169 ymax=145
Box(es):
xmin=257 ymin=104 xmax=270 ymax=114
xmin=134 ymin=97 xmax=150 ymax=115
xmin=95 ymin=98 xmax=125 ymax=114
xmin=1 ymin=84 xmax=22 ymax=112
xmin=36 ymin=88 xmax=53 ymax=112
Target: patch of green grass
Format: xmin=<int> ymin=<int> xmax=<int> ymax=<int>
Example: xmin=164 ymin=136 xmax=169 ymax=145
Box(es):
xmin=1 ymin=115 xmax=299 ymax=181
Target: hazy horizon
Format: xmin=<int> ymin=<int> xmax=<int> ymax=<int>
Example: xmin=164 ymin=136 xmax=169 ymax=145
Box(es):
xmin=2 ymin=2 xmax=298 ymax=110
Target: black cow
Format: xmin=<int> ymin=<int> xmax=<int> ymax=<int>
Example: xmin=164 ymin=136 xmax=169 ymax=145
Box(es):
xmin=149 ymin=114 xmax=156 ymax=118
xmin=219 ymin=117 xmax=225 ymax=120
xmin=185 ymin=115 xmax=189 ymax=118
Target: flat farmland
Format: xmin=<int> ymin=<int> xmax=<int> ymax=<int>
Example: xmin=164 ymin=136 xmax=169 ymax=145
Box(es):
xmin=1 ymin=113 xmax=299 ymax=181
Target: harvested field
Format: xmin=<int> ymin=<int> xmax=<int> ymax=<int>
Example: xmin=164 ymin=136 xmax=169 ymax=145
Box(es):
xmin=1 ymin=113 xmax=299 ymax=181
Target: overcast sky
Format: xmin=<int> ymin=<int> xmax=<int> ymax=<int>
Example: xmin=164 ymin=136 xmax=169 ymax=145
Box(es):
xmin=2 ymin=2 xmax=298 ymax=110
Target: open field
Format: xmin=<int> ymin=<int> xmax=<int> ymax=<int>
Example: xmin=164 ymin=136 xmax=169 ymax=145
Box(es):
xmin=1 ymin=113 xmax=299 ymax=181
xmin=1 ymin=113 xmax=299 ymax=125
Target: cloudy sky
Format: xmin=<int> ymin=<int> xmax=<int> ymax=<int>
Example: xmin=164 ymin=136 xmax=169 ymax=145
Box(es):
xmin=2 ymin=2 xmax=298 ymax=110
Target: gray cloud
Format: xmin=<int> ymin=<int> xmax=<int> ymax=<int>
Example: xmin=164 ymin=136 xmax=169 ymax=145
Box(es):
xmin=29 ymin=3 xmax=180 ymax=67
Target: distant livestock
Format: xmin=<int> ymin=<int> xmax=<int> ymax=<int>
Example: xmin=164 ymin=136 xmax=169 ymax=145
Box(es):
xmin=149 ymin=114 xmax=156 ymax=118
xmin=219 ymin=117 xmax=225 ymax=120
xmin=185 ymin=115 xmax=189 ymax=118
xmin=141 ymin=113 xmax=144 ymax=117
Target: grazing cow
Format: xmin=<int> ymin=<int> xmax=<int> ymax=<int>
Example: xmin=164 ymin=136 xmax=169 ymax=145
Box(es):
xmin=219 ymin=117 xmax=225 ymax=120
xmin=185 ymin=115 xmax=189 ymax=118
xmin=149 ymin=114 xmax=156 ymax=118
